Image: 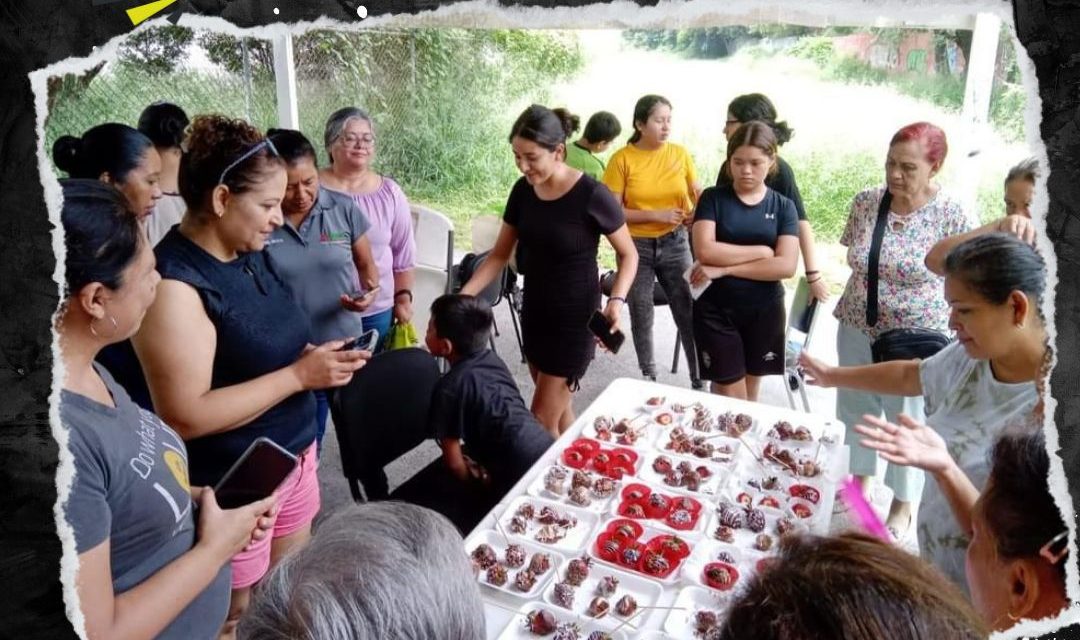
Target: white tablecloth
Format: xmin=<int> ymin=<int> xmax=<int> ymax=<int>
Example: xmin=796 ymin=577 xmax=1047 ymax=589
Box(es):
xmin=465 ymin=377 xmax=848 ymax=640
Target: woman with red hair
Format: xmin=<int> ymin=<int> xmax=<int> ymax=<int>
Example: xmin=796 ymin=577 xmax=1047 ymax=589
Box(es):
xmin=829 ymin=122 xmax=972 ymax=544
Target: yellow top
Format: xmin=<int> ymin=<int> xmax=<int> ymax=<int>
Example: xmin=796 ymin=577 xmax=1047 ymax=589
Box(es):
xmin=602 ymin=142 xmax=698 ymax=238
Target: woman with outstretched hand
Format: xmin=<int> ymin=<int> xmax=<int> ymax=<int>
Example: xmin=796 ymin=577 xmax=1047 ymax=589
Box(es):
xmin=58 ymin=179 xmax=276 ymax=640
xmin=799 ymin=233 xmax=1046 ymax=591
xmin=854 ymin=416 xmax=1068 ymax=632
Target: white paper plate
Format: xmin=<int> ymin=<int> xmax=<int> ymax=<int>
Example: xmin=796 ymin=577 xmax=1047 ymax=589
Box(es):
xmin=636 ymin=451 xmax=730 ymax=499
xmin=541 ymin=556 xmax=664 ymax=630
xmin=682 ymin=538 xmax=774 ymax=595
xmin=494 ymin=602 xmax=629 ymax=640
xmin=493 ymin=495 xmax=601 ymax=554
xmin=467 ymin=530 xmax=565 ymax=600
xmin=703 ymin=501 xmax=807 ymax=552
xmin=663 ymin=586 xmax=735 ymax=638
xmin=526 ymin=464 xmax=622 ymax=515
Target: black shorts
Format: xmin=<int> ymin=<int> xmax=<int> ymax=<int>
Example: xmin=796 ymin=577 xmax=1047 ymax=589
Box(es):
xmin=692 ymin=299 xmax=786 ymax=384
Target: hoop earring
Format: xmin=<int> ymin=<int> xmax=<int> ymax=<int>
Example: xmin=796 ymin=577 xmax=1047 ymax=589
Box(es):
xmin=89 ymin=315 xmax=119 ymax=340
xmin=1008 ymin=611 xmax=1021 ymax=622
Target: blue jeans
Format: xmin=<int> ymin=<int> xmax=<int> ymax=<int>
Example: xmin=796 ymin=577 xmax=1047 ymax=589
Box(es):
xmin=362 ymin=308 xmax=394 ymax=353
xmin=314 ymin=389 xmax=329 ymax=457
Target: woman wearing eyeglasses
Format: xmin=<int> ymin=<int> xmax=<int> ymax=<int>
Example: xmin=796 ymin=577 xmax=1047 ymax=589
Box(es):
xmin=320 ymin=107 xmax=417 ymax=349
xmin=128 ymin=115 xmax=368 ymax=639
xmin=799 ymin=234 xmax=1047 ymax=593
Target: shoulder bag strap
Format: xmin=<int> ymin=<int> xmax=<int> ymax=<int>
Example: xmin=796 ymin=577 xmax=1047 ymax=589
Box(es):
xmin=865 ymin=189 xmax=892 ymax=327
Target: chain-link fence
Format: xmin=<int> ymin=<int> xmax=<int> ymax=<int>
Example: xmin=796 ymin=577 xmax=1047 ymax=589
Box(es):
xmin=45 ymin=29 xmax=278 ymax=159
xmin=43 ymin=26 xmax=585 ymax=235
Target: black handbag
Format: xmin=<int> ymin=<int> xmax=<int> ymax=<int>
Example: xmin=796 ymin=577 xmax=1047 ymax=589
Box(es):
xmin=865 ymin=189 xmax=951 ymax=363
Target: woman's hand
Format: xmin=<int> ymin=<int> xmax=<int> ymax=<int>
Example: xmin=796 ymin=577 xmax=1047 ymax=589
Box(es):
xmin=290 ymin=340 xmax=369 ymax=390
xmin=339 ymin=290 xmax=377 ymax=313
xmin=602 ymin=298 xmax=623 ymax=335
xmin=689 ymin=263 xmax=725 ymax=287
xmin=808 ymin=276 xmax=830 ymax=303
xmin=652 ymin=209 xmax=686 ymax=226
xmin=393 ymin=297 xmax=414 ymax=324
xmin=194 ymin=488 xmax=278 ymax=562
xmin=463 ymin=455 xmax=491 ymax=486
xmin=996 ymin=214 xmax=1037 ymax=244
xmin=853 ymin=413 xmax=953 ymax=474
xmin=796 ymin=351 xmax=836 ymax=387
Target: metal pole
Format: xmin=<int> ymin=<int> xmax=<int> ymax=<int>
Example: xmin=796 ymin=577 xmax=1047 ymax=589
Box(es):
xmin=272 ymin=33 xmax=300 ymax=129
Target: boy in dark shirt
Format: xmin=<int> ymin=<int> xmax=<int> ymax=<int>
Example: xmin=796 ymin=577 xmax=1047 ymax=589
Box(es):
xmin=425 ymin=294 xmax=555 ymax=499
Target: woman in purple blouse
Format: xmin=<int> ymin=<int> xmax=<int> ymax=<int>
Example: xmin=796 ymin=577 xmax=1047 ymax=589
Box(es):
xmin=320 ymin=107 xmax=416 ymax=348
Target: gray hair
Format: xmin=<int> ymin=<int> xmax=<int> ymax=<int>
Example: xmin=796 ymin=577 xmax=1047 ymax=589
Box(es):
xmin=238 ymin=502 xmax=486 ymax=640
xmin=324 ymin=107 xmax=373 ymax=163
xmin=1005 ymin=156 xmax=1039 ymax=185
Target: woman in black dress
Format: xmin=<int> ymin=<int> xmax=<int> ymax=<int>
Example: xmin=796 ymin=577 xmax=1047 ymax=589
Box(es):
xmin=463 ymin=105 xmax=638 ymax=436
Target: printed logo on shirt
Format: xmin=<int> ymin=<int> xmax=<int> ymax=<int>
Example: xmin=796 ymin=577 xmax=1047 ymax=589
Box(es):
xmin=264 ymin=237 xmax=284 ymax=246
xmin=763 ymin=351 xmax=778 ymax=362
xmin=320 ymin=231 xmax=352 ymax=245
xmin=131 ymin=409 xmax=192 ymax=529
xmin=764 ymin=212 xmax=776 ymax=220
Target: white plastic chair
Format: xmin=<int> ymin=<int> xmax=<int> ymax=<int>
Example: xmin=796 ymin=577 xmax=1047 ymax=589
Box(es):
xmin=409 ymin=204 xmax=454 ymax=346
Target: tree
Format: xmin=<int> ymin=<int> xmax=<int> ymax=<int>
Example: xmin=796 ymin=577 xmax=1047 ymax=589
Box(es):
xmin=117 ymin=26 xmax=194 ymax=75
xmin=197 ymin=32 xmax=274 ymax=76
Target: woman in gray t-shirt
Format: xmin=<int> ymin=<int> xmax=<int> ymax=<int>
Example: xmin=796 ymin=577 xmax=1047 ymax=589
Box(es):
xmin=57 ymin=180 xmax=275 ymax=640
xmin=799 ymin=234 xmax=1047 ymax=592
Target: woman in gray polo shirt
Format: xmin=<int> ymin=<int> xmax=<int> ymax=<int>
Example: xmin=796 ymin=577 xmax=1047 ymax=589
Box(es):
xmin=265 ymin=129 xmax=379 ymax=454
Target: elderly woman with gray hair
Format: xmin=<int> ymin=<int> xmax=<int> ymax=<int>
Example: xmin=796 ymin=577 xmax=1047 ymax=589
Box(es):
xmin=238 ymin=502 xmax=485 ymax=640
xmin=320 ymin=107 xmax=417 ymax=348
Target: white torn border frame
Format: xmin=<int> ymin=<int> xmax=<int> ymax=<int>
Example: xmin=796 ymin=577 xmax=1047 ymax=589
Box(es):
xmin=26 ymin=0 xmax=1076 ymax=638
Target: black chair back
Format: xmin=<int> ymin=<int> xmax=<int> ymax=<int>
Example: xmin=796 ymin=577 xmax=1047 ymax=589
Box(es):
xmin=600 ymin=269 xmax=669 ymax=306
xmin=330 ymin=348 xmax=442 ymax=501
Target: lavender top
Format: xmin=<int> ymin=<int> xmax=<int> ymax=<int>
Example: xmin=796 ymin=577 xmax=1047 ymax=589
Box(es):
xmin=330 ymin=177 xmax=416 ymax=316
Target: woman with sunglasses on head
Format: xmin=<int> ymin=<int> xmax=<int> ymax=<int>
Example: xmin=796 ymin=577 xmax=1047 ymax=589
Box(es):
xmin=799 ymin=233 xmax=1046 ymax=591
xmin=603 ymin=94 xmax=703 ymax=390
xmin=128 ymin=115 xmax=368 ymax=639
xmin=718 ymin=93 xmax=827 ymax=302
xmin=264 ymin=128 xmax=379 ymax=456
xmin=319 ymin=108 xmax=416 ymax=350
xmin=58 ymin=179 xmax=276 ymax=640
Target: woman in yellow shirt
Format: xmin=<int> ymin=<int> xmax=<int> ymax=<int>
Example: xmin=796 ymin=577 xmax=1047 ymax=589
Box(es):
xmin=603 ymin=95 xmax=703 ymax=388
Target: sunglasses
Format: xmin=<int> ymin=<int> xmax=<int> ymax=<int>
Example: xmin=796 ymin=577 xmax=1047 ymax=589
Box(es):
xmin=218 ymin=138 xmax=280 ymax=186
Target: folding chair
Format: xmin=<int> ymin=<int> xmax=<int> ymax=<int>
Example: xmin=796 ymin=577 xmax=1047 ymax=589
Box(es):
xmin=783 ymin=277 xmax=820 ymax=413
xmin=600 ymin=270 xmax=681 ymax=374
xmin=330 ymin=348 xmax=443 ymax=502
xmin=463 ymin=216 xmax=526 ymax=363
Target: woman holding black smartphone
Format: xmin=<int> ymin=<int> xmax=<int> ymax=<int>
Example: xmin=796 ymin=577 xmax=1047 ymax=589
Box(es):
xmin=463 ymin=105 xmax=638 ymax=437
xmin=58 ymin=180 xmax=276 ymax=640
xmin=263 ymin=128 xmax=380 ymax=455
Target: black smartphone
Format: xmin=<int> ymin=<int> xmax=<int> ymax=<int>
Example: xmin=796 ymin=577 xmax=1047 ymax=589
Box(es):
xmin=213 ymin=437 xmax=299 ymax=510
xmin=588 ymin=310 xmax=625 ymax=354
xmin=337 ymin=328 xmax=379 ymax=352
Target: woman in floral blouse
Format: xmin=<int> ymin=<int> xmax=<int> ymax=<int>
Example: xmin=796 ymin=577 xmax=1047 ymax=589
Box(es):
xmin=830 ymin=122 xmax=972 ymax=543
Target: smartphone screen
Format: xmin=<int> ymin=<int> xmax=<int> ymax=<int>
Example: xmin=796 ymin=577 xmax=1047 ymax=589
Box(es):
xmin=213 ymin=438 xmax=298 ymax=510
xmin=588 ymin=310 xmax=625 ymax=354
xmin=337 ymin=329 xmax=378 ymax=352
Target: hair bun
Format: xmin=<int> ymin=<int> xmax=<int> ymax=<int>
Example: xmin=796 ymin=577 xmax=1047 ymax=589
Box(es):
xmin=552 ymin=108 xmax=581 ymax=137
xmin=52 ymin=135 xmax=83 ymax=174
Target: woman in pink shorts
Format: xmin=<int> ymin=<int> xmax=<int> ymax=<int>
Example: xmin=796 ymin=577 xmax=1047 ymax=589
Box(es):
xmin=128 ymin=115 xmax=368 ymax=638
